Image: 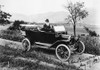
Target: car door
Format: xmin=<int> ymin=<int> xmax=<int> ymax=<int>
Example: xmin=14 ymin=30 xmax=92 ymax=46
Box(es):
xmin=39 ymin=31 xmax=56 ymax=44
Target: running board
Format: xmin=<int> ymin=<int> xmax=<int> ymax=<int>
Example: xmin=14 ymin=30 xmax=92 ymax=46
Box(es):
xmin=35 ymin=42 xmax=52 ymax=47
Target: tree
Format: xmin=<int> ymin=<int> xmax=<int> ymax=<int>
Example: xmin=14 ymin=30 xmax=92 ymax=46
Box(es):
xmin=0 ymin=5 xmax=11 ymax=24
xmin=65 ymin=2 xmax=88 ymax=36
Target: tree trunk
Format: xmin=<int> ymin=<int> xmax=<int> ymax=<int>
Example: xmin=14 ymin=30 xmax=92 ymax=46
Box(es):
xmin=73 ymin=23 xmax=76 ymax=37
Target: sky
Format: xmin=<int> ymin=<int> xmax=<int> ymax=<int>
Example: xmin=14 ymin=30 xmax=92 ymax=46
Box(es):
xmin=0 ymin=0 xmax=100 ymax=33
xmin=0 ymin=0 xmax=100 ymax=24
xmin=0 ymin=0 xmax=97 ymax=15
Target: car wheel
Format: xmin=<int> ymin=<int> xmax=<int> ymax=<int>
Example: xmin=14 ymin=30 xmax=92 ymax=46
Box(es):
xmin=74 ymin=41 xmax=85 ymax=54
xmin=56 ymin=44 xmax=71 ymax=62
xmin=22 ymin=38 xmax=31 ymax=52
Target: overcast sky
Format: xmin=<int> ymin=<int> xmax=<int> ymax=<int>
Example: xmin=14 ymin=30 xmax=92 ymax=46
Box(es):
xmin=0 ymin=0 xmax=98 ymax=15
xmin=0 ymin=0 xmax=100 ymax=33
xmin=0 ymin=0 xmax=100 ymax=24
xmin=0 ymin=0 xmax=99 ymax=22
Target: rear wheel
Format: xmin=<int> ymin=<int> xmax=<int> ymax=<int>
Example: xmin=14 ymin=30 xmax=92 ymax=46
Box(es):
xmin=22 ymin=38 xmax=31 ymax=52
xmin=56 ymin=44 xmax=71 ymax=62
xmin=74 ymin=41 xmax=85 ymax=54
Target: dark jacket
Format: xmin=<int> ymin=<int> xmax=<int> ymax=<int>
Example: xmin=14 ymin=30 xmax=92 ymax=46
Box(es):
xmin=42 ymin=24 xmax=53 ymax=32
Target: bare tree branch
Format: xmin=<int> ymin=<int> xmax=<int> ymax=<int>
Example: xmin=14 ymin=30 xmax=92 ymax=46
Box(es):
xmin=64 ymin=1 xmax=88 ymax=36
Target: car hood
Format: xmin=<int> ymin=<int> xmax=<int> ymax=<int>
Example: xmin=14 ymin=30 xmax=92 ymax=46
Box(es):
xmin=60 ymin=34 xmax=71 ymax=40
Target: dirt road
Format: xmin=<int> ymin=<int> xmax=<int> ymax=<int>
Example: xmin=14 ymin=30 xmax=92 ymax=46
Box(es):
xmin=90 ymin=63 xmax=100 ymax=70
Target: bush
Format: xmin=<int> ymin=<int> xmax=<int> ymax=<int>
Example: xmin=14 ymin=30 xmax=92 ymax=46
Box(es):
xmin=0 ymin=30 xmax=24 ymax=42
xmin=8 ymin=20 xmax=27 ymax=30
xmin=84 ymin=26 xmax=98 ymax=36
xmin=80 ymin=36 xmax=100 ymax=55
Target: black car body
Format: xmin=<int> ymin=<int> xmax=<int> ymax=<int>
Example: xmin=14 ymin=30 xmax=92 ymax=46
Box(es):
xmin=20 ymin=24 xmax=85 ymax=62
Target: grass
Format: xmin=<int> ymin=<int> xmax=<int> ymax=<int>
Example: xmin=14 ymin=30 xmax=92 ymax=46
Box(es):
xmin=80 ymin=36 xmax=100 ymax=55
xmin=0 ymin=29 xmax=100 ymax=55
xmin=0 ymin=30 xmax=24 ymax=42
xmin=0 ymin=45 xmax=80 ymax=70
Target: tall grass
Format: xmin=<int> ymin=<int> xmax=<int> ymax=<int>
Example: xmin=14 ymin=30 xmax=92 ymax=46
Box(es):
xmin=80 ymin=36 xmax=100 ymax=55
xmin=0 ymin=30 xmax=24 ymax=42
xmin=0 ymin=45 xmax=80 ymax=70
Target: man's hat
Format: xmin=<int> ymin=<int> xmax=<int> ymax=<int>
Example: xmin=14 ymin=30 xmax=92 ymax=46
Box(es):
xmin=45 ymin=19 xmax=49 ymax=22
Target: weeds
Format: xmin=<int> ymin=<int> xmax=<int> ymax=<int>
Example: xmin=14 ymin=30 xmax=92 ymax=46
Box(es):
xmin=80 ymin=36 xmax=100 ymax=55
xmin=0 ymin=45 xmax=80 ymax=70
xmin=0 ymin=30 xmax=24 ymax=42
xmin=0 ymin=48 xmax=78 ymax=70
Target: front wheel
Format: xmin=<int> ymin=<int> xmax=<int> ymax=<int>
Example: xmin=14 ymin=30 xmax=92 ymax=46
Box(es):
xmin=74 ymin=41 xmax=85 ymax=54
xmin=56 ymin=44 xmax=71 ymax=62
xmin=22 ymin=38 xmax=31 ymax=52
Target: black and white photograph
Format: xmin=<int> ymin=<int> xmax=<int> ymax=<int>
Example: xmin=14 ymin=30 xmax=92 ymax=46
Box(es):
xmin=0 ymin=0 xmax=100 ymax=70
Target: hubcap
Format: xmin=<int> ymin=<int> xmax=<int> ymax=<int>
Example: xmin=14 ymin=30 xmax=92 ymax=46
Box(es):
xmin=56 ymin=44 xmax=71 ymax=62
xmin=23 ymin=40 xmax=29 ymax=51
xmin=57 ymin=46 xmax=69 ymax=59
xmin=74 ymin=41 xmax=85 ymax=54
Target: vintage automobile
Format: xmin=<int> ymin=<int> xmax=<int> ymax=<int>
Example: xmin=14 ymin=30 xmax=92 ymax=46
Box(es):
xmin=20 ymin=24 xmax=85 ymax=62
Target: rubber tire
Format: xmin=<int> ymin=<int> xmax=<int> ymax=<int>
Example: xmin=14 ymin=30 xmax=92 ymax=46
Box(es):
xmin=56 ymin=44 xmax=71 ymax=62
xmin=75 ymin=41 xmax=85 ymax=54
xmin=22 ymin=38 xmax=31 ymax=52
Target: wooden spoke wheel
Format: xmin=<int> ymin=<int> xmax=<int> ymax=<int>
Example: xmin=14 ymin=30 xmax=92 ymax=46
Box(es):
xmin=56 ymin=44 xmax=71 ymax=62
xmin=22 ymin=38 xmax=31 ymax=51
xmin=74 ymin=41 xmax=85 ymax=54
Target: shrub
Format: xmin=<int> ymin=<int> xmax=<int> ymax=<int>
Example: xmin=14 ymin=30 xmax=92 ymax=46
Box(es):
xmin=84 ymin=26 xmax=98 ymax=36
xmin=80 ymin=36 xmax=100 ymax=55
xmin=0 ymin=30 xmax=24 ymax=42
xmin=8 ymin=20 xmax=27 ymax=30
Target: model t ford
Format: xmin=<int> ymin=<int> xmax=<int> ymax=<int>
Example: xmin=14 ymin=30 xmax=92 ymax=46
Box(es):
xmin=20 ymin=24 xmax=85 ymax=62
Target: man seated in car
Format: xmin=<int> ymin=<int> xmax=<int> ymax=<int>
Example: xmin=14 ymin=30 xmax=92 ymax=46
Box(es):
xmin=42 ymin=19 xmax=53 ymax=32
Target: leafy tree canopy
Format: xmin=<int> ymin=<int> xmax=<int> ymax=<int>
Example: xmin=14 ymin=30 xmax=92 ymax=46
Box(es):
xmin=65 ymin=2 xmax=88 ymax=36
xmin=0 ymin=10 xmax=11 ymax=24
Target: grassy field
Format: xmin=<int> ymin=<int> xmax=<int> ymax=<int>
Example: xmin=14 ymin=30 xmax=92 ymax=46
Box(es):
xmin=0 ymin=44 xmax=80 ymax=70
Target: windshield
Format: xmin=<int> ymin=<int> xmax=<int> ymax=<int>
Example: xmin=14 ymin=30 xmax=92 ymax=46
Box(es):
xmin=53 ymin=25 xmax=66 ymax=32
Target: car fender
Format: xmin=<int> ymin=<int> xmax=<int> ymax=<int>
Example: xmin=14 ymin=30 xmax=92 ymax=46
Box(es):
xmin=50 ymin=40 xmax=70 ymax=48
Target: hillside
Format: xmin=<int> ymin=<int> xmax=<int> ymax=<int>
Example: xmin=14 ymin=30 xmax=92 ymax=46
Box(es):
xmin=9 ymin=9 xmax=99 ymax=35
xmin=9 ymin=8 xmax=97 ymax=24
